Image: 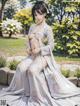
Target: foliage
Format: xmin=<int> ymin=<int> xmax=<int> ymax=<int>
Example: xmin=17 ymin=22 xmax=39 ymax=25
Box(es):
xmin=0 ymin=0 xmax=8 ymax=37
xmin=0 ymin=0 xmax=80 ymax=57
xmin=14 ymin=8 xmax=32 ymax=25
xmin=29 ymin=0 xmax=38 ymax=4
xmin=14 ymin=8 xmax=33 ymax=34
xmin=75 ymin=68 xmax=80 ymax=78
xmin=46 ymin=0 xmax=80 ymax=57
xmin=9 ymin=60 xmax=19 ymax=70
xmin=19 ymin=0 xmax=28 ymax=9
xmin=0 ymin=0 xmax=9 ymax=19
xmin=48 ymin=0 xmax=67 ymax=24
xmin=1 ymin=18 xmax=22 ymax=37
xmin=53 ymin=17 xmax=80 ymax=56
xmin=4 ymin=4 xmax=16 ymax=19
xmin=0 ymin=56 xmax=6 ymax=68
xmin=0 ymin=0 xmax=19 ymax=37
xmin=61 ymin=69 xmax=70 ymax=78
xmin=74 ymin=68 xmax=80 ymax=87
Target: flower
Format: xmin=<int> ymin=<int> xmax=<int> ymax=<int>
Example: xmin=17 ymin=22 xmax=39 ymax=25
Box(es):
xmin=1 ymin=18 xmax=22 ymax=36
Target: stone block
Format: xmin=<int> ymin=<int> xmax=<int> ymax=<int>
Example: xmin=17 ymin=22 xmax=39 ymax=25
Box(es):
xmin=68 ymin=77 xmax=77 ymax=86
xmin=0 ymin=67 xmax=10 ymax=85
xmin=8 ymin=70 xmax=15 ymax=85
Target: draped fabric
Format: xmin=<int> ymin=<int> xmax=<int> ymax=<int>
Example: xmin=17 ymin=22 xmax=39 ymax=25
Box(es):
xmin=0 ymin=22 xmax=80 ymax=106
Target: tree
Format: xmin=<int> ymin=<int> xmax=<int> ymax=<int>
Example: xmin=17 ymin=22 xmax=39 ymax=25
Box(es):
xmin=0 ymin=0 xmax=9 ymax=20
xmin=18 ymin=0 xmax=27 ymax=9
xmin=0 ymin=0 xmax=9 ymax=37
xmin=29 ymin=0 xmax=39 ymax=4
xmin=48 ymin=0 xmax=68 ymax=24
xmin=3 ymin=0 xmax=19 ymax=19
xmin=0 ymin=0 xmax=18 ymax=37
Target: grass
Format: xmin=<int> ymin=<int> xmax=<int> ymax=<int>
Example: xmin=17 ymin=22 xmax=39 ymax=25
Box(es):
xmin=0 ymin=37 xmax=80 ymax=63
xmin=0 ymin=37 xmax=27 ymax=56
xmin=55 ymin=56 xmax=80 ymax=63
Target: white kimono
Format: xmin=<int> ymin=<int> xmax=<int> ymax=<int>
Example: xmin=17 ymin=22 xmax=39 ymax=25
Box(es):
xmin=0 ymin=21 xmax=80 ymax=106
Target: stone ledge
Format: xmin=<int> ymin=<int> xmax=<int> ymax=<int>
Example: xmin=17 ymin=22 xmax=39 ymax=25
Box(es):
xmin=0 ymin=67 xmax=15 ymax=85
xmin=8 ymin=71 xmax=15 ymax=85
xmin=0 ymin=67 xmax=80 ymax=87
xmin=0 ymin=67 xmax=10 ymax=85
xmin=68 ymin=77 xmax=80 ymax=87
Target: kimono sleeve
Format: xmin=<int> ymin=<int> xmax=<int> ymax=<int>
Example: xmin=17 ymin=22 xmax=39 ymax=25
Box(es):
xmin=40 ymin=26 xmax=54 ymax=56
xmin=27 ymin=25 xmax=34 ymax=50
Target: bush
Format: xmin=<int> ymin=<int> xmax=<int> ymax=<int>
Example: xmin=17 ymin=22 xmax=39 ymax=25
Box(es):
xmin=74 ymin=68 xmax=80 ymax=78
xmin=0 ymin=56 xmax=6 ymax=68
xmin=1 ymin=18 xmax=22 ymax=37
xmin=61 ymin=69 xmax=70 ymax=78
xmin=52 ymin=18 xmax=80 ymax=57
xmin=14 ymin=8 xmax=33 ymax=26
xmin=9 ymin=60 xmax=19 ymax=70
xmin=14 ymin=8 xmax=33 ymax=34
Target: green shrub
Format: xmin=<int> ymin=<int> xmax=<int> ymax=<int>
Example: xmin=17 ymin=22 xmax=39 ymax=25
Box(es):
xmin=53 ymin=18 xmax=80 ymax=57
xmin=2 ymin=18 xmax=22 ymax=37
xmin=61 ymin=69 xmax=70 ymax=78
xmin=0 ymin=56 xmax=6 ymax=68
xmin=70 ymin=71 xmax=76 ymax=77
xmin=74 ymin=68 xmax=80 ymax=78
xmin=9 ymin=60 xmax=19 ymax=70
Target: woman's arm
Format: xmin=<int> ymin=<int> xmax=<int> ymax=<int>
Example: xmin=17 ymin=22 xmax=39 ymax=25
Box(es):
xmin=40 ymin=26 xmax=54 ymax=56
xmin=26 ymin=25 xmax=34 ymax=55
xmin=27 ymin=24 xmax=40 ymax=55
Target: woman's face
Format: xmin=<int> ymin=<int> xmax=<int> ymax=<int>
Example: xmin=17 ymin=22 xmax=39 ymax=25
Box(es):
xmin=34 ymin=11 xmax=46 ymax=25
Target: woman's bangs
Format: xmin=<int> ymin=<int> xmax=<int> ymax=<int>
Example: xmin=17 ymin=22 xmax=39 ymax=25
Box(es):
xmin=36 ymin=9 xmax=43 ymax=15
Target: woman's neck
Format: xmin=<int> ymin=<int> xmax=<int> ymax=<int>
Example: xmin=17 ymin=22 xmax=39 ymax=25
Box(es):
xmin=35 ymin=19 xmax=46 ymax=27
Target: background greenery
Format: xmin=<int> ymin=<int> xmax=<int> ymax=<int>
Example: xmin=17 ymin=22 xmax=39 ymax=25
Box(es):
xmin=0 ymin=0 xmax=80 ymax=58
xmin=0 ymin=37 xmax=27 ymax=56
xmin=0 ymin=37 xmax=80 ymax=63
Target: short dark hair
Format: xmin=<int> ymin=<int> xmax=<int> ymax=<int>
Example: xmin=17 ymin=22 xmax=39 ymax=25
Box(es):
xmin=32 ymin=1 xmax=51 ymax=21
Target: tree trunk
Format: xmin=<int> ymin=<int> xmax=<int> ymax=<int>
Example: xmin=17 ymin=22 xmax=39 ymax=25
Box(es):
xmin=77 ymin=78 xmax=79 ymax=87
xmin=0 ymin=0 xmax=8 ymax=37
xmin=9 ymin=31 xmax=12 ymax=38
xmin=0 ymin=29 xmax=3 ymax=37
xmin=0 ymin=8 xmax=3 ymax=37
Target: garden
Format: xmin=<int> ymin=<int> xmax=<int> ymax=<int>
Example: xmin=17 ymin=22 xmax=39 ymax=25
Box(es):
xmin=0 ymin=0 xmax=80 ymax=87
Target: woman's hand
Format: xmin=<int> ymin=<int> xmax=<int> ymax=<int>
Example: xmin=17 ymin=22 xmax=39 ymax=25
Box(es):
xmin=26 ymin=48 xmax=32 ymax=55
xmin=29 ymin=34 xmax=35 ymax=40
xmin=32 ymin=48 xmax=40 ymax=55
xmin=27 ymin=48 xmax=40 ymax=55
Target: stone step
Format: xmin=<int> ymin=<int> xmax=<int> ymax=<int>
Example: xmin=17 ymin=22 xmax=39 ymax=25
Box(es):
xmin=0 ymin=67 xmax=80 ymax=87
xmin=0 ymin=67 xmax=15 ymax=85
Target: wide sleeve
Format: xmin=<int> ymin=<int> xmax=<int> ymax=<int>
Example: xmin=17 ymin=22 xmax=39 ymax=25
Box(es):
xmin=40 ymin=26 xmax=54 ymax=56
xmin=28 ymin=24 xmax=34 ymax=35
xmin=26 ymin=25 xmax=34 ymax=50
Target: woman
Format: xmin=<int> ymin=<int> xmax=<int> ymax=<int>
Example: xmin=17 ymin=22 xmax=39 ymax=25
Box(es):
xmin=0 ymin=1 xmax=80 ymax=106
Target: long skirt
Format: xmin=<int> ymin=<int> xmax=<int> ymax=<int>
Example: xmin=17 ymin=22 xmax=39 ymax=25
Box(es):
xmin=0 ymin=54 xmax=80 ymax=106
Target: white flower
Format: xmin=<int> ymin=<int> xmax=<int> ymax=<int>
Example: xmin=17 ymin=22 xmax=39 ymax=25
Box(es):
xmin=1 ymin=18 xmax=22 ymax=35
